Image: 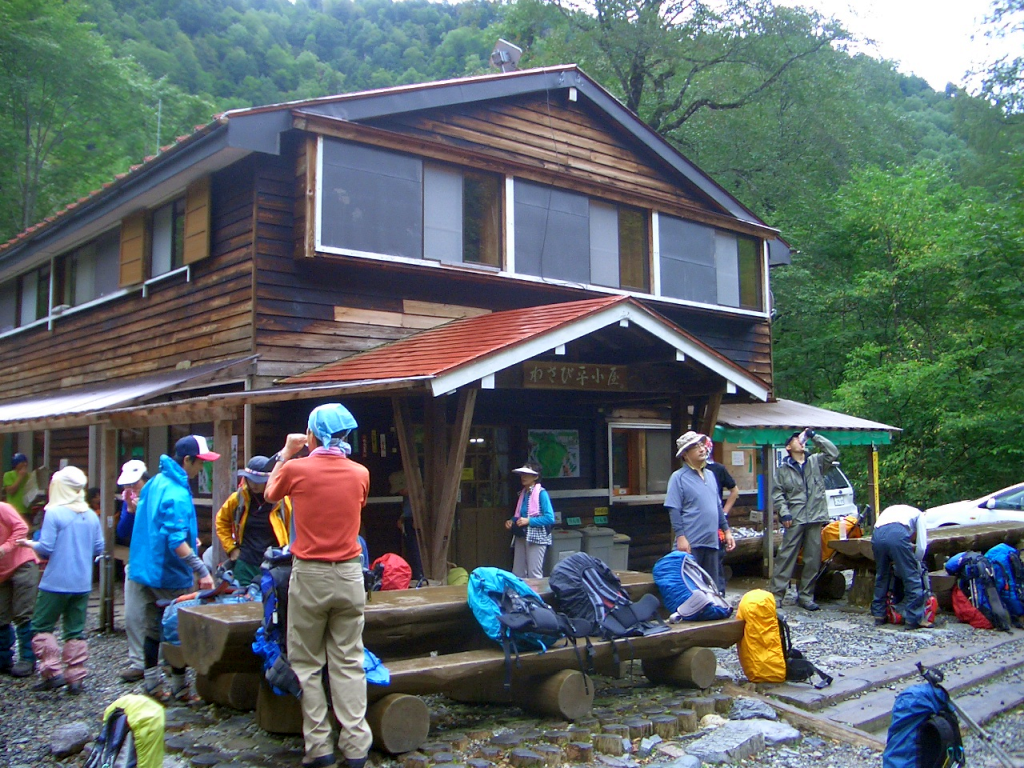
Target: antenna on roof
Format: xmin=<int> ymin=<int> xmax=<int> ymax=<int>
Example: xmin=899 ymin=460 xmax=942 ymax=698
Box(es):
xmin=490 ymin=39 xmax=523 ymax=74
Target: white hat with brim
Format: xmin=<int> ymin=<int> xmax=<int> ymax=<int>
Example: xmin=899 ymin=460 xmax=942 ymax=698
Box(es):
xmin=511 ymin=465 xmax=539 ymax=476
xmin=675 ymin=431 xmax=704 ymax=458
xmin=117 ymin=459 xmax=147 ymax=486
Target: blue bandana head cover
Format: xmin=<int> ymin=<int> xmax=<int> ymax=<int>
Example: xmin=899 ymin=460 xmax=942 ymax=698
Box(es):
xmin=308 ymin=403 xmax=358 ymax=451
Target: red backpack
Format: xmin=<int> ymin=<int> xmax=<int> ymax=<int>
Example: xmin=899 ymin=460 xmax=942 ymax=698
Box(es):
xmin=370 ymin=553 xmax=412 ymax=591
xmin=951 ymin=585 xmax=993 ymax=630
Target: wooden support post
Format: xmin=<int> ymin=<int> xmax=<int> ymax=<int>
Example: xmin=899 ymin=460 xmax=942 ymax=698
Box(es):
xmin=866 ymin=444 xmax=879 ymax=529
xmin=99 ymin=426 xmax=118 ymax=632
xmin=641 ymin=647 xmax=717 ymax=689
xmin=429 ymin=387 xmax=477 ymax=582
xmin=670 ymin=394 xmax=684 ymax=469
xmin=367 ymin=693 xmax=431 ymax=754
xmin=696 ymin=391 xmax=723 ymax=438
xmin=195 ymin=671 xmax=261 ymax=711
xmin=211 ymin=417 xmax=234 ymax=568
xmin=762 ymin=445 xmax=775 ymax=579
xmin=256 ymin=678 xmax=303 ymax=734
xmin=393 ymin=397 xmax=430 ymax=579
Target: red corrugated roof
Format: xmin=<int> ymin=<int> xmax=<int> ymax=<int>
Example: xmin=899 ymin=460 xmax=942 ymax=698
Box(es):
xmin=283 ymin=296 xmax=626 ymax=384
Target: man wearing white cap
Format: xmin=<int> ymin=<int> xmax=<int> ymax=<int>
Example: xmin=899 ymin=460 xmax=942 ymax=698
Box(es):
xmin=664 ymin=431 xmax=735 ymax=592
xmin=128 ymin=434 xmax=219 ymax=702
xmin=266 ymin=403 xmax=371 ymax=768
xmin=115 ymin=459 xmax=149 ymax=682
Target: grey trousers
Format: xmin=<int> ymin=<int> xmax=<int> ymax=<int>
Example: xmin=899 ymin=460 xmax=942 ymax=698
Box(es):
xmin=771 ymin=522 xmax=823 ymax=602
xmin=512 ymin=537 xmax=547 ymax=579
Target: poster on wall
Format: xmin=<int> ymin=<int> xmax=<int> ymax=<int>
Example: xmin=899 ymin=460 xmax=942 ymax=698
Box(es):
xmin=527 ymin=429 xmax=580 ymax=478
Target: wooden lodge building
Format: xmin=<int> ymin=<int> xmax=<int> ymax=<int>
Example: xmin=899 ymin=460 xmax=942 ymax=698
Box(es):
xmin=0 ymin=65 xmax=796 ymax=587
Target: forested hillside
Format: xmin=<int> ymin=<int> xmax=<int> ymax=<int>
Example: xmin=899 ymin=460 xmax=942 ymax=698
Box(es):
xmin=2 ymin=0 xmax=1022 ymax=508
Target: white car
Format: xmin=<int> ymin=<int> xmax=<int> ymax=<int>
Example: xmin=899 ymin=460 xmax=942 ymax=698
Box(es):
xmin=923 ymin=482 xmax=1024 ymax=530
xmin=824 ymin=465 xmax=858 ymax=520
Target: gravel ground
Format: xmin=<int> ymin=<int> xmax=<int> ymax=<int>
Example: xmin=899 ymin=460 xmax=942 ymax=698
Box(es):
xmin=2 ymin=584 xmax=1023 ymax=768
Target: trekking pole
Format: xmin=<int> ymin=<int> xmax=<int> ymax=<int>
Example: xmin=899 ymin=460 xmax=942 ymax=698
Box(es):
xmin=917 ymin=663 xmax=1019 ymax=768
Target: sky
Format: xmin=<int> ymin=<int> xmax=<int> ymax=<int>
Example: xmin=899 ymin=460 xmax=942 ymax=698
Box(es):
xmin=778 ymin=0 xmax=1023 ymax=91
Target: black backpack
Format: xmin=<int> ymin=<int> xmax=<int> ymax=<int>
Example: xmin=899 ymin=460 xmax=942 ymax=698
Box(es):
xmin=778 ymin=613 xmax=833 ymax=689
xmin=550 ymin=552 xmax=665 ymax=639
xmin=83 ymin=708 xmax=136 ymax=768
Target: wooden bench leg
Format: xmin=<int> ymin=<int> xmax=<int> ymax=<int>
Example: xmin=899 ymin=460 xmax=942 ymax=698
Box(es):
xmin=195 ymin=671 xmax=260 ymax=710
xmin=848 ymin=566 xmax=876 ymax=607
xmin=256 ymin=678 xmax=303 ymax=734
xmin=641 ymin=647 xmax=717 ymax=689
xmin=367 ymin=693 xmax=430 ymax=755
xmin=448 ymin=669 xmax=595 ymax=721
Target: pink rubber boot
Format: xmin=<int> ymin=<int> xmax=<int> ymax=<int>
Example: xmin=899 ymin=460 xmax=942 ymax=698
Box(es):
xmin=30 ymin=633 xmax=64 ymax=690
xmin=62 ymin=638 xmax=88 ymax=692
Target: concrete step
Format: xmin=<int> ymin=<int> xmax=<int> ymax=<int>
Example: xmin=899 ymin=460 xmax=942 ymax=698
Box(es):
xmin=822 ymin=642 xmax=1024 ymax=733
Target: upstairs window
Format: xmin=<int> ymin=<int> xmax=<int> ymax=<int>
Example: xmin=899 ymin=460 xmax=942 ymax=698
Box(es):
xmin=513 ymin=180 xmax=649 ymax=292
xmin=55 ymin=230 xmax=120 ymax=307
xmin=319 ymin=139 xmax=502 ymax=266
xmin=659 ymin=215 xmax=763 ymax=310
xmin=151 ymin=198 xmax=186 ymax=277
xmin=17 ymin=265 xmax=50 ymax=326
xmin=0 ymin=280 xmax=16 ymax=333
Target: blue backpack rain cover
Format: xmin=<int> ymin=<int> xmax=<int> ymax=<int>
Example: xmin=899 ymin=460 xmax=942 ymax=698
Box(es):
xmin=985 ymin=543 xmax=1024 ymax=618
xmin=652 ymin=551 xmax=732 ymax=621
xmin=468 ymin=567 xmax=563 ymax=652
xmin=883 ymin=683 xmax=961 ymax=768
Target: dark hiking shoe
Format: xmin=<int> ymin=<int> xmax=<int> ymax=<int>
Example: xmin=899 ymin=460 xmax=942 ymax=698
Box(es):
xmin=119 ymin=666 xmax=144 ymax=682
xmin=34 ymin=674 xmax=66 ymax=691
xmin=797 ymin=599 xmax=821 ymax=612
xmin=67 ymin=681 xmax=85 ymax=695
xmin=11 ymin=660 xmax=34 ymax=677
xmin=302 ymin=755 xmax=337 ymax=768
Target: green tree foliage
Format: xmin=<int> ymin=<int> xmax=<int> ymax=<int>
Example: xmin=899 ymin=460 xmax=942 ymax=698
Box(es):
xmin=979 ymin=0 xmax=1024 ymax=114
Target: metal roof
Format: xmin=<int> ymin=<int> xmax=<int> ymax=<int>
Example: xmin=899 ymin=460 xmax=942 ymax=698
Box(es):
xmin=0 ymin=356 xmax=256 ymax=431
xmin=283 ymin=296 xmax=771 ymax=401
xmin=714 ymin=398 xmax=900 ymax=446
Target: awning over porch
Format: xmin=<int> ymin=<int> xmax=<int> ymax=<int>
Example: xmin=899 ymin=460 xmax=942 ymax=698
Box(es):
xmin=0 ymin=356 xmax=258 ymax=433
xmin=713 ymin=398 xmax=900 ymax=446
xmin=282 ymin=295 xmax=771 ymax=402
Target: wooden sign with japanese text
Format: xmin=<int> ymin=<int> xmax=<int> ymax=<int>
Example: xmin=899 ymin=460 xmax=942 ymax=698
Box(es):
xmin=522 ymin=361 xmax=628 ymax=391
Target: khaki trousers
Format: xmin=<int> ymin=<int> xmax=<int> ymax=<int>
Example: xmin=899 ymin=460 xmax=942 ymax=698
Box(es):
xmin=288 ymin=558 xmax=372 ymax=762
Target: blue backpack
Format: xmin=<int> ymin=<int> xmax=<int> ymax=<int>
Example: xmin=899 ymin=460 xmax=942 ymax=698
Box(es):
xmin=945 ymin=551 xmax=1012 ymax=631
xmin=884 ymin=683 xmax=963 ymax=768
xmin=653 ymin=551 xmax=732 ymax=621
xmin=985 ymin=543 xmax=1024 ymax=620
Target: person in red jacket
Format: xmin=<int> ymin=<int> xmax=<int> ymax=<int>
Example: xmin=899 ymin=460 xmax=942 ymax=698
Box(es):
xmin=0 ymin=500 xmax=40 ymax=677
xmin=265 ymin=403 xmax=371 ymax=768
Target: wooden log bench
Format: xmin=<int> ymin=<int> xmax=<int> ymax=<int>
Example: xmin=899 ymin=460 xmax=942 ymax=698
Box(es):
xmin=175 ymin=571 xmax=740 ymax=753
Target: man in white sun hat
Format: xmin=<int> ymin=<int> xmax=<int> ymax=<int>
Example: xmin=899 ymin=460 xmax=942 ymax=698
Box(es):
xmin=664 ymin=430 xmax=735 ymax=593
xmin=128 ymin=435 xmax=219 ymax=703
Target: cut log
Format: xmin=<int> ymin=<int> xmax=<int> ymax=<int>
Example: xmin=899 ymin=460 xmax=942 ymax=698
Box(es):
xmin=509 ymin=748 xmax=544 ymax=768
xmin=525 ymin=670 xmax=595 ymax=721
xmin=650 ymin=715 xmax=678 ymax=739
xmin=641 ymin=647 xmax=717 ymax=689
xmin=711 ymin=693 xmax=733 ymax=714
xmin=194 ymin=672 xmax=260 ymax=710
xmin=670 ymin=708 xmax=698 ymax=732
xmin=623 ymin=718 xmax=652 ymax=739
xmin=682 ymin=696 xmax=715 ymax=718
xmin=176 ymin=603 xmax=262 ymax=676
xmin=565 ymin=742 xmax=593 ymax=762
xmin=255 ymin=679 xmax=302 ymax=735
xmin=160 ymin=641 xmax=187 ymax=671
xmin=367 ymin=694 xmax=431 ymax=755
xmin=814 ymin=571 xmax=847 ymax=601
xmin=592 ymin=733 xmax=625 ymax=756
xmin=533 ymin=744 xmax=562 ymax=766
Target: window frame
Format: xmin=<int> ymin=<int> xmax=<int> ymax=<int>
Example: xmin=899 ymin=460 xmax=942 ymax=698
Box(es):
xmin=607 ymin=421 xmax=673 ymax=504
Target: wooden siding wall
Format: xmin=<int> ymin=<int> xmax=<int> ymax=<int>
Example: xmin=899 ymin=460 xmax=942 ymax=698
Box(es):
xmin=49 ymin=428 xmax=90 ymax=473
xmin=0 ymin=162 xmax=257 ymax=403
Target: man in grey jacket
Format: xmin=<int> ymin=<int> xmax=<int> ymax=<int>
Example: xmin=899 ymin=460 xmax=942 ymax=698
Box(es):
xmin=770 ymin=429 xmax=839 ymax=610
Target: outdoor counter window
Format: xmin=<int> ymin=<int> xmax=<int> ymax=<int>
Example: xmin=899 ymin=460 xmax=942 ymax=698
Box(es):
xmin=608 ymin=421 xmax=672 ymax=503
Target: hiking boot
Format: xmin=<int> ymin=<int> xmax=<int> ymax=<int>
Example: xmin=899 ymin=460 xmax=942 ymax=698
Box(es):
xmin=10 ymin=659 xmax=34 ymax=677
xmin=873 ymin=616 xmax=887 ymax=626
xmin=171 ymin=683 xmax=201 ymax=705
xmin=34 ymin=674 xmax=66 ymax=691
xmin=119 ymin=666 xmax=144 ymax=683
xmin=907 ymin=620 xmax=935 ymax=630
xmin=67 ymin=681 xmax=84 ymax=696
xmin=797 ymin=599 xmax=820 ymax=612
xmin=345 ymin=756 xmax=368 ymax=768
xmin=301 ymin=755 xmax=337 ymax=768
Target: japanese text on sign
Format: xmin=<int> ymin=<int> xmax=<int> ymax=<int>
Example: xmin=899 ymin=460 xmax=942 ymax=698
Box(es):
xmin=523 ymin=362 xmax=628 ymax=391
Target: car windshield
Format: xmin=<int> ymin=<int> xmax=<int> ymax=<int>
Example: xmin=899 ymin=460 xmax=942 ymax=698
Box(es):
xmin=824 ymin=466 xmax=851 ymax=492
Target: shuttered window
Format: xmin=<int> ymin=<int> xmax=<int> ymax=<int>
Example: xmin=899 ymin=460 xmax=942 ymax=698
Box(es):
xmin=119 ymin=211 xmax=147 ymax=286
xmin=183 ymin=177 xmax=211 ymax=265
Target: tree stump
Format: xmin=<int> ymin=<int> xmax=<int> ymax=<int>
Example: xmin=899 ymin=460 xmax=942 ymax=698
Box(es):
xmin=439 ymin=733 xmax=470 ymax=751
xmin=565 ymin=742 xmax=594 ymax=762
xmin=516 ymin=670 xmax=594 ymax=721
xmin=592 ymin=734 xmax=625 ymax=756
xmin=642 ymin=647 xmax=717 ymax=689
xmin=711 ymin=693 xmax=733 ymax=714
xmin=651 ymin=715 xmax=678 ymax=739
xmin=403 ymin=753 xmax=430 ymax=768
xmin=195 ymin=672 xmax=261 ymax=711
xmin=367 ymin=694 xmax=431 ymax=755
xmin=543 ymin=731 xmax=570 ymax=746
xmin=623 ymin=718 xmax=653 ymax=739
xmin=849 ymin=567 xmax=875 ymax=606
xmin=573 ymin=717 xmax=599 ymax=732
xmin=509 ymin=748 xmax=544 ymax=768
xmin=671 ymin=708 xmax=698 ymax=732
xmin=534 ymin=744 xmax=562 ymax=766
xmin=602 ymin=724 xmax=630 ymax=739
xmin=683 ymin=696 xmax=715 ymax=718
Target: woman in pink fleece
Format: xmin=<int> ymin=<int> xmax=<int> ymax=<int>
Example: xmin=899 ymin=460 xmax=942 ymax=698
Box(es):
xmin=0 ymin=500 xmax=40 ymax=676
xmin=17 ymin=466 xmax=103 ymax=694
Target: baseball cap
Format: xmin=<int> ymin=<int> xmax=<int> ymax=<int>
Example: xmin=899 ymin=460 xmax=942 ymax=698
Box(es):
xmin=238 ymin=455 xmax=275 ymax=483
xmin=173 ymin=435 xmax=220 ymax=461
xmin=117 ymin=459 xmax=148 ymax=485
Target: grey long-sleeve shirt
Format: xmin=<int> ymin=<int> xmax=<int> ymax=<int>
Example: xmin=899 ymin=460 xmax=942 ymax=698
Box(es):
xmin=664 ymin=464 xmax=729 ymax=549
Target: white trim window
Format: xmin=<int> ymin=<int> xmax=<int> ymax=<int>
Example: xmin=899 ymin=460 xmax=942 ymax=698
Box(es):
xmin=608 ymin=421 xmax=673 ymax=502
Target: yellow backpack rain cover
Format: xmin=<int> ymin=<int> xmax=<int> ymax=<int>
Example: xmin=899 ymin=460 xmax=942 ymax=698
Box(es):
xmin=736 ymin=589 xmax=786 ymax=683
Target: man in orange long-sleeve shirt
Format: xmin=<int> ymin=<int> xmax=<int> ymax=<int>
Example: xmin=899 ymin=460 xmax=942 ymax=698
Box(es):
xmin=265 ymin=403 xmax=371 ymax=768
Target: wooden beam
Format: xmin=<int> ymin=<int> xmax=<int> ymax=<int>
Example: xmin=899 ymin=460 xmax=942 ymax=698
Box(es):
xmin=696 ymin=391 xmax=722 ymax=437
xmin=99 ymin=427 xmax=118 ymax=632
xmin=429 ymin=387 xmax=477 ymax=581
xmin=424 ymin=394 xmax=448 ymax=580
xmin=670 ymin=394 xmax=684 ymax=470
xmin=719 ymin=683 xmax=886 ymax=752
xmin=392 ymin=396 xmax=430 ymax=579
xmin=211 ymin=418 xmax=234 ymax=567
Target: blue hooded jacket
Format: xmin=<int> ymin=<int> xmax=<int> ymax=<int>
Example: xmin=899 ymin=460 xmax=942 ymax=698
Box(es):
xmin=127 ymin=455 xmax=199 ymax=589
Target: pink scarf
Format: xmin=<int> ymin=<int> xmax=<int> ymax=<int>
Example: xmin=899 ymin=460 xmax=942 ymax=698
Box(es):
xmin=514 ymin=483 xmax=544 ymax=520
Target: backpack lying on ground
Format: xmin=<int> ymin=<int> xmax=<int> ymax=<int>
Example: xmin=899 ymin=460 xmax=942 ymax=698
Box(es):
xmin=84 ymin=708 xmax=135 ymax=768
xmin=950 ymin=584 xmax=993 ymax=629
xmin=736 ymin=589 xmax=786 ymax=683
xmin=778 ymin=612 xmax=833 ymax=688
xmin=985 ymin=543 xmax=1024 ymax=623
xmin=652 ymin=551 xmax=732 ymax=621
xmin=883 ymin=683 xmax=964 ymax=768
xmin=549 ymin=553 xmax=665 ymax=639
xmin=945 ymin=551 xmax=1012 ymax=631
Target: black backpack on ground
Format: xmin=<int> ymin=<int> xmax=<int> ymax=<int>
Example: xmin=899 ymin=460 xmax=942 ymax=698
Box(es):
xmin=778 ymin=613 xmax=833 ymax=689
xmin=550 ymin=552 xmax=666 ymax=640
xmin=83 ymin=708 xmax=136 ymax=768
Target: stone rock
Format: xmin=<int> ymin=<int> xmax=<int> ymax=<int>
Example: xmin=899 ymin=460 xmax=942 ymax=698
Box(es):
xmin=638 ymin=734 xmax=663 ymax=757
xmin=654 ymin=743 xmax=688 ymax=759
xmin=687 ymin=722 xmax=765 ymax=764
xmin=824 ymin=655 xmax=864 ymax=667
xmin=699 ymin=714 xmax=727 ymax=729
xmin=649 ymin=756 xmax=701 ymax=768
xmin=804 ymin=736 xmax=826 ymax=748
xmin=596 ymin=755 xmax=637 ymax=768
xmin=728 ymin=719 xmax=802 ymax=747
xmin=51 ymin=721 xmax=93 ymax=758
xmin=728 ymin=697 xmax=778 ymax=721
